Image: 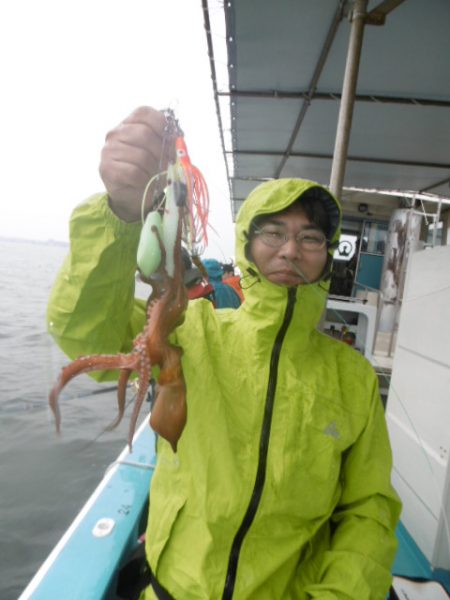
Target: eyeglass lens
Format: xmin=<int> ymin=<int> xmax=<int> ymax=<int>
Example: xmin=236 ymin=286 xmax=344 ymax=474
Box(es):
xmin=257 ymin=228 xmax=326 ymax=249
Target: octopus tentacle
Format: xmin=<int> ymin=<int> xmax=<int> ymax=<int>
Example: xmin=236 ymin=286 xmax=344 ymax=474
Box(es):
xmin=49 ymin=353 xmax=140 ymax=434
xmin=104 ymin=367 xmax=134 ymax=432
xmin=126 ymin=351 xmax=151 ymax=449
xmin=49 ymin=211 xmax=187 ymax=451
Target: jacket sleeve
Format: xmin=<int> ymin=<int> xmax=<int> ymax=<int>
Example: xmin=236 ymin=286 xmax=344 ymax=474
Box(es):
xmin=46 ymin=193 xmax=147 ymax=381
xmin=306 ymin=377 xmax=402 ymax=599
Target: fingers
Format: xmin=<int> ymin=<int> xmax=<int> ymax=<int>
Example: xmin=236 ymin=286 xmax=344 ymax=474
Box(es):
xmin=100 ymin=132 xmax=161 ymax=188
xmin=121 ymin=106 xmax=176 ymax=165
xmin=99 ymin=106 xmax=176 ymax=221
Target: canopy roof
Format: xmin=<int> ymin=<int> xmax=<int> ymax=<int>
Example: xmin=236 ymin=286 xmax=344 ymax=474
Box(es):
xmin=204 ymin=0 xmax=450 ymax=221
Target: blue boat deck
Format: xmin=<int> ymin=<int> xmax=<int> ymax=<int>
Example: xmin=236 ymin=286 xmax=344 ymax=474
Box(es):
xmin=19 ymin=420 xmax=156 ymax=600
xmin=394 ymin=521 xmax=450 ymax=594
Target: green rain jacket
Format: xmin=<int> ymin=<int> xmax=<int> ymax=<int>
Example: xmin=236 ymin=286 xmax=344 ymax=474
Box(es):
xmin=47 ymin=179 xmax=401 ymax=600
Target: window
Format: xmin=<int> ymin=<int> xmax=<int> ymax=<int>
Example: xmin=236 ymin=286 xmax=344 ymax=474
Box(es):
xmin=361 ymin=221 xmax=388 ymax=255
xmin=427 ymin=221 xmax=443 ymax=246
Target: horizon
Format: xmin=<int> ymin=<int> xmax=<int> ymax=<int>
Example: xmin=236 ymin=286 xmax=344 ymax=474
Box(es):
xmin=0 ymin=0 xmax=235 ymax=261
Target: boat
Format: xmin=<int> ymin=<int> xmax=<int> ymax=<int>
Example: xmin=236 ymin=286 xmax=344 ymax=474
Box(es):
xmin=21 ymin=0 xmax=450 ymax=597
xmin=18 ymin=418 xmax=156 ymax=600
xmin=205 ymin=0 xmax=450 ymax=593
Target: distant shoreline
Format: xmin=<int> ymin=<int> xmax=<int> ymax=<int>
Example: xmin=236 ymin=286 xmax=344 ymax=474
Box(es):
xmin=0 ymin=236 xmax=69 ymax=247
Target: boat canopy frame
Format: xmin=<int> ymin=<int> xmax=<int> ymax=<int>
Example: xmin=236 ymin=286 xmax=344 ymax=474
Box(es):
xmin=203 ymin=0 xmax=450 ymax=221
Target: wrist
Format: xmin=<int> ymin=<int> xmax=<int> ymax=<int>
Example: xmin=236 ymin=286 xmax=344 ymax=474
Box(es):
xmin=107 ymin=196 xmax=140 ymax=223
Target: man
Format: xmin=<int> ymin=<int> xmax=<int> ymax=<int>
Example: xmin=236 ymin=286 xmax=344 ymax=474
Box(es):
xmin=203 ymin=258 xmax=241 ymax=308
xmin=47 ymin=106 xmax=400 ymax=599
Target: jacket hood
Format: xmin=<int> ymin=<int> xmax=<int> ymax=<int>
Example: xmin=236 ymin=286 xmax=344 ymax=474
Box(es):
xmin=203 ymin=258 xmax=224 ymax=282
xmin=234 ymin=178 xmax=342 ymax=328
xmin=235 ymin=179 xmax=341 ymax=276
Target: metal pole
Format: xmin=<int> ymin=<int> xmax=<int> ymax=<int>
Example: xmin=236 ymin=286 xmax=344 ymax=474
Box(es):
xmin=329 ymin=0 xmax=369 ymax=198
xmin=431 ymin=197 xmax=443 ymax=247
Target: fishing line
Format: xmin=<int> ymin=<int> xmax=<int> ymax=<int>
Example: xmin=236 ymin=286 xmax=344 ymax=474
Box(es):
xmin=285 ymin=257 xmax=389 ymax=371
xmin=283 ymin=258 xmax=310 ymax=285
xmin=139 ymin=105 xmax=183 ymax=224
xmin=285 ymin=256 xmax=450 ymax=551
xmin=141 ymin=171 xmax=167 ymax=224
xmin=72 ymin=385 xmax=119 ymax=399
xmin=285 ymin=258 xmax=383 ymax=374
xmin=76 ymin=385 xmax=142 ymax=453
xmin=402 ymin=283 xmax=450 ymax=303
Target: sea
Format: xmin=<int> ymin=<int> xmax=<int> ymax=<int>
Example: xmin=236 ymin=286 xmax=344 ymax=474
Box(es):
xmin=0 ymin=238 xmax=150 ymax=600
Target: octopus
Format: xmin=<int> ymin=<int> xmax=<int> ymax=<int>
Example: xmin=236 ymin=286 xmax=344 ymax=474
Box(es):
xmin=49 ymin=200 xmax=189 ymax=453
xmin=49 ymin=115 xmax=208 ymax=453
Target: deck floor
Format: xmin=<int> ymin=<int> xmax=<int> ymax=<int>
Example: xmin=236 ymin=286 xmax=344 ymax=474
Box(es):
xmin=373 ymin=331 xmax=396 ymax=371
xmin=394 ymin=522 xmax=450 ymax=593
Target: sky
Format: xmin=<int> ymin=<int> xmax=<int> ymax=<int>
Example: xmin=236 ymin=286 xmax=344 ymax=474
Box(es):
xmin=0 ymin=0 xmax=236 ymax=260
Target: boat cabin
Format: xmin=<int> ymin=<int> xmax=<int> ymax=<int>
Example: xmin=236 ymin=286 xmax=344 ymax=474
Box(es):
xmin=206 ymin=0 xmax=450 ymax=591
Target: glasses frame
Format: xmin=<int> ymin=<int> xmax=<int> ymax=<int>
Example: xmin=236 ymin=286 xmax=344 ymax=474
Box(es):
xmin=252 ymin=226 xmax=330 ymax=251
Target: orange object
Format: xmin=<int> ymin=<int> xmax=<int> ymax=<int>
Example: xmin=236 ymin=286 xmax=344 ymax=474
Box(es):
xmin=175 ymin=137 xmax=209 ymax=253
xmin=224 ymin=275 xmax=245 ymax=302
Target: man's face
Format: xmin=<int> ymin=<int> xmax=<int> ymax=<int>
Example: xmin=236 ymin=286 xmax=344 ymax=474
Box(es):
xmin=248 ymin=206 xmax=328 ymax=286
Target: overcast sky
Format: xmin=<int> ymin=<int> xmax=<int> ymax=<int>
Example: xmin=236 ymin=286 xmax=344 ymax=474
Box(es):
xmin=0 ymin=0 xmax=236 ymax=260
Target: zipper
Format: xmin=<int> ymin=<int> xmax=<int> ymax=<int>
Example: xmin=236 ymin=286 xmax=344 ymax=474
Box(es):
xmin=221 ymin=287 xmax=297 ymax=600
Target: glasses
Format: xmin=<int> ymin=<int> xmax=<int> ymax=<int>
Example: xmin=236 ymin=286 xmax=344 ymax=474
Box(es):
xmin=253 ymin=227 xmax=328 ymax=251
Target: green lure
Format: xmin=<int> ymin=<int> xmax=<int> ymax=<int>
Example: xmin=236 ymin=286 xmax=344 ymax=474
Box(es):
xmin=137 ymin=211 xmax=163 ymax=278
